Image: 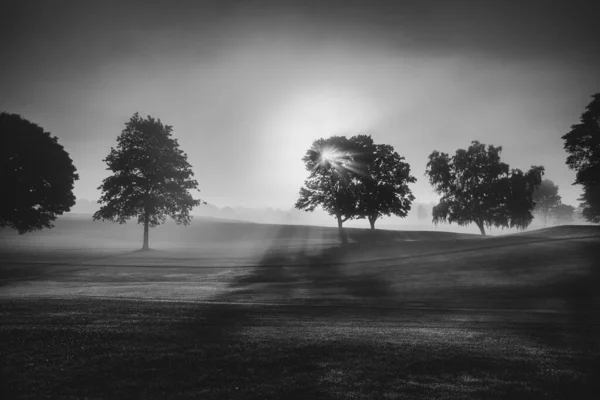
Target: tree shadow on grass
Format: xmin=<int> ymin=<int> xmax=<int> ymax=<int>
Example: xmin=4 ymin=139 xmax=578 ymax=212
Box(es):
xmin=227 ymin=228 xmax=396 ymax=307
xmin=180 ymin=224 xmax=399 ymax=335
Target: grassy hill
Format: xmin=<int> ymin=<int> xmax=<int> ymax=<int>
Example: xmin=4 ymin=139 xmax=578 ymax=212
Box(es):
xmin=1 ymin=216 xmax=599 ymax=398
xmin=1 ymin=215 xmax=599 ymax=307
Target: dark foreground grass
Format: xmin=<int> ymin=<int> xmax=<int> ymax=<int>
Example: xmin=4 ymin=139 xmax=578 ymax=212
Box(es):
xmin=2 ymin=224 xmax=600 ymax=399
xmin=1 ymin=298 xmax=598 ymax=400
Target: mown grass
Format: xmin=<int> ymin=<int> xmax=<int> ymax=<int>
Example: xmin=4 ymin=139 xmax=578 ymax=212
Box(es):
xmin=1 ymin=221 xmax=600 ymax=399
xmin=1 ymin=299 xmax=597 ymax=399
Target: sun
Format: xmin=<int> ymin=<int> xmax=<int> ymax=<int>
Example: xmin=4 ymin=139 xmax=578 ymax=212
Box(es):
xmin=320 ymin=148 xmax=337 ymax=162
xmin=261 ymin=86 xmax=376 ymax=193
xmin=317 ymin=146 xmax=347 ymax=172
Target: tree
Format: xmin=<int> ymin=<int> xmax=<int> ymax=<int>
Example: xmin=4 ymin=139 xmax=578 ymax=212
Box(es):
xmin=417 ymin=204 xmax=428 ymax=221
xmin=0 ymin=112 xmax=79 ymax=233
xmin=425 ymin=141 xmax=544 ymax=236
xmin=551 ymin=203 xmax=575 ymax=224
xmin=295 ymin=135 xmax=375 ymax=241
xmin=93 ymin=113 xmax=202 ymax=250
xmin=562 ymin=93 xmax=600 ymax=223
xmin=532 ymin=179 xmax=561 ymax=226
xmin=357 ymin=144 xmax=416 ymax=229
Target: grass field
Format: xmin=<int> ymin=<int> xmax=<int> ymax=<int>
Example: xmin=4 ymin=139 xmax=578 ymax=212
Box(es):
xmin=1 ymin=216 xmax=599 ymax=399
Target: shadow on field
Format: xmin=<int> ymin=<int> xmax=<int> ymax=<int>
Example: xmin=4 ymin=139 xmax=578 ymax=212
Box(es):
xmin=188 ymin=225 xmax=396 ymax=324
xmin=3 ymin=226 xmax=600 ymax=398
xmin=229 ymin=224 xmax=397 ymax=305
xmin=182 ymin=225 xmax=600 ymax=349
xmin=230 ymin=246 xmax=395 ymax=305
xmin=159 ymin=225 xmax=400 ymax=366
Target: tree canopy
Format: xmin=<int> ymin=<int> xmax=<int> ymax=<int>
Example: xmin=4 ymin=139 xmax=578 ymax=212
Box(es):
xmin=357 ymin=144 xmax=416 ymax=229
xmin=295 ymin=135 xmax=373 ymax=234
xmin=93 ymin=113 xmax=202 ymax=249
xmin=426 ymin=141 xmax=544 ymax=235
xmin=551 ymin=203 xmax=576 ymax=224
xmin=532 ymin=179 xmax=561 ymax=226
xmin=0 ymin=112 xmax=79 ymax=233
xmin=562 ymin=93 xmax=600 ymax=223
xmin=295 ymin=135 xmax=416 ymax=233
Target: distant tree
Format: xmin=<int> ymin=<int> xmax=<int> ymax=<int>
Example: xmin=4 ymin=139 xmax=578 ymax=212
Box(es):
xmin=551 ymin=203 xmax=575 ymax=224
xmin=426 ymin=141 xmax=544 ymax=236
xmin=93 ymin=113 xmax=202 ymax=250
xmin=562 ymin=93 xmax=600 ymax=223
xmin=220 ymin=206 xmax=236 ymax=219
xmin=357 ymin=144 xmax=416 ymax=229
xmin=573 ymin=206 xmax=585 ymax=222
xmin=417 ymin=204 xmax=428 ymax=221
xmin=532 ymin=179 xmax=561 ymax=226
xmin=295 ymin=135 xmax=375 ymax=241
xmin=0 ymin=112 xmax=79 ymax=233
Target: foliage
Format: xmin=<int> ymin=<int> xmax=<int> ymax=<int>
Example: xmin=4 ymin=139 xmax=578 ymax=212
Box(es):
xmin=551 ymin=203 xmax=575 ymax=224
xmin=295 ymin=135 xmax=374 ymax=229
xmin=532 ymin=179 xmax=561 ymax=226
xmin=562 ymin=93 xmax=600 ymax=223
xmin=93 ymin=113 xmax=202 ymax=249
xmin=426 ymin=141 xmax=544 ymax=235
xmin=0 ymin=112 xmax=79 ymax=233
xmin=357 ymin=144 xmax=416 ymax=229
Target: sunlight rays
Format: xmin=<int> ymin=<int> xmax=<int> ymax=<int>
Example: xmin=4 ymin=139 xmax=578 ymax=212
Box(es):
xmin=313 ymin=146 xmax=369 ymax=179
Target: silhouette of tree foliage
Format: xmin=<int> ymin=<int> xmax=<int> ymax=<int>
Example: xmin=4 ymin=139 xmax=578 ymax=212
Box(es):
xmin=562 ymin=93 xmax=600 ymax=223
xmin=295 ymin=135 xmax=378 ymax=241
xmin=426 ymin=141 xmax=544 ymax=235
xmin=357 ymin=144 xmax=416 ymax=229
xmin=532 ymin=179 xmax=561 ymax=226
xmin=93 ymin=113 xmax=202 ymax=250
xmin=0 ymin=112 xmax=78 ymax=233
xmin=551 ymin=203 xmax=575 ymax=224
xmin=295 ymin=135 xmax=417 ymax=233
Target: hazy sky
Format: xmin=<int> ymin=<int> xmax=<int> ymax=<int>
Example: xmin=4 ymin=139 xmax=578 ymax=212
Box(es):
xmin=2 ymin=0 xmax=599 ymax=209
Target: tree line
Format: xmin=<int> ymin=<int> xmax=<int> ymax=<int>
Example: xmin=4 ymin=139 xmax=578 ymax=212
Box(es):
xmin=1 ymin=93 xmax=599 ymax=248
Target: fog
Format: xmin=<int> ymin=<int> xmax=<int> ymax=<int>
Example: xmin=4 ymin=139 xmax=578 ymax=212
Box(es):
xmin=2 ymin=1 xmax=599 ymax=397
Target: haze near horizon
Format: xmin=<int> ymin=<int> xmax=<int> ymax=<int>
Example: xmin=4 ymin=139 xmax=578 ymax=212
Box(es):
xmin=1 ymin=0 xmax=599 ymax=210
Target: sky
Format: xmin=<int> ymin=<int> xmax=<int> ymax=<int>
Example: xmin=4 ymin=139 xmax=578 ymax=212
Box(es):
xmin=2 ymin=0 xmax=599 ymax=210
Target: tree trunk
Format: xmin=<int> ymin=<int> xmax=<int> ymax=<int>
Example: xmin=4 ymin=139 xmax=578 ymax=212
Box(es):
xmin=369 ymin=215 xmax=377 ymax=230
xmin=337 ymin=215 xmax=348 ymax=244
xmin=476 ymin=221 xmax=486 ymax=236
xmin=142 ymin=213 xmax=149 ymax=250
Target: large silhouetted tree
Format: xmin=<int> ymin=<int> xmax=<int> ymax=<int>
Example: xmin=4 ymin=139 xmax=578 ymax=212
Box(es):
xmin=532 ymin=179 xmax=561 ymax=226
xmin=357 ymin=144 xmax=416 ymax=229
xmin=295 ymin=135 xmax=375 ymax=241
xmin=426 ymin=141 xmax=544 ymax=236
xmin=0 ymin=112 xmax=79 ymax=233
xmin=93 ymin=113 xmax=202 ymax=250
xmin=562 ymin=93 xmax=600 ymax=223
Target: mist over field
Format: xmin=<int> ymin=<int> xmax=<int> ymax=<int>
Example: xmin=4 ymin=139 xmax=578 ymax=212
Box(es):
xmin=2 ymin=213 xmax=600 ymax=398
xmin=65 ymin=199 xmax=592 ymax=236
